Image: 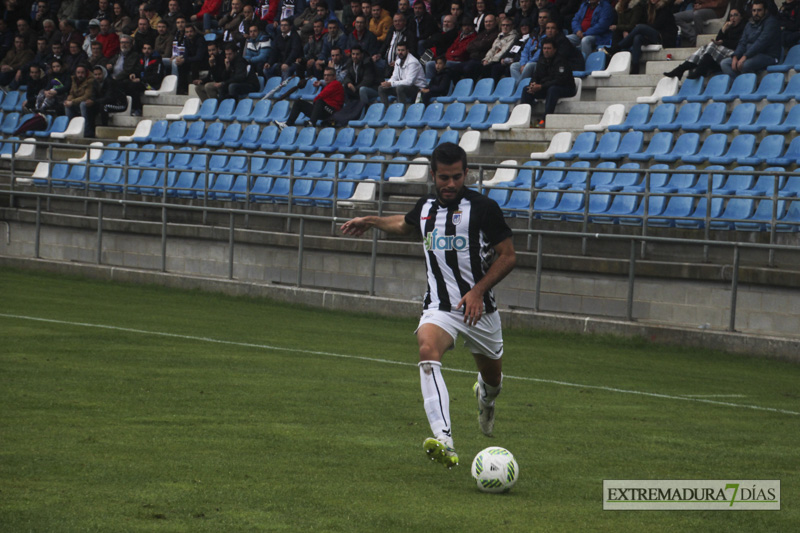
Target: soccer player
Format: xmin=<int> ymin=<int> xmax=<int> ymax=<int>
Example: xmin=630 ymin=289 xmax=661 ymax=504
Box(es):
xmin=340 ymin=143 xmax=517 ymax=469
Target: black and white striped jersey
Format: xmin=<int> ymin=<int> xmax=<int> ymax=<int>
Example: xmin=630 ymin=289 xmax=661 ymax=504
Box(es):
xmin=404 ymin=188 xmax=513 ymax=314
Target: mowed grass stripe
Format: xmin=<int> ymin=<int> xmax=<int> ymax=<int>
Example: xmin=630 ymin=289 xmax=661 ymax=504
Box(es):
xmin=3 ymin=312 xmax=798 ymax=417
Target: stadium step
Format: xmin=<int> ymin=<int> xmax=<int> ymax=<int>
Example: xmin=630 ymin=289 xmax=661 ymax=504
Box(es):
xmin=594 ymin=86 xmax=656 ymax=101
xmin=96 ymin=125 xmax=136 ymax=140
xmin=546 ymin=113 xmax=602 ymax=130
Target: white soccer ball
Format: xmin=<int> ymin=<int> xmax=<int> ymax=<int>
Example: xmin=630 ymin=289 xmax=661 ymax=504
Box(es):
xmin=471 ymin=446 xmax=519 ymax=493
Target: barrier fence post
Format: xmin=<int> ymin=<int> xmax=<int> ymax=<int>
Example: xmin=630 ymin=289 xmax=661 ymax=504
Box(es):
xmin=96 ymin=201 xmax=103 ymax=265
xmin=228 ymin=212 xmax=235 ymax=280
xmin=297 ymin=217 xmax=305 ymax=287
xmin=534 ymin=234 xmax=543 ymax=312
xmin=627 ymin=239 xmax=636 ymax=322
xmin=729 ymin=244 xmax=740 ymax=332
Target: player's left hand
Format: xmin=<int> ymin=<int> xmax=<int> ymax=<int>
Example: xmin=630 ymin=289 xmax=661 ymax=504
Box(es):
xmin=457 ymin=290 xmax=484 ymax=326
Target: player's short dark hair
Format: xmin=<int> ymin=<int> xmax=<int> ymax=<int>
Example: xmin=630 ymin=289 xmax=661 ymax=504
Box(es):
xmin=431 ymin=142 xmax=467 ymax=174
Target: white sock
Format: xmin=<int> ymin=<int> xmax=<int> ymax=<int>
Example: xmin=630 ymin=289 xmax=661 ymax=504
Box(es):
xmin=419 ymin=361 xmax=453 ymax=447
xmin=478 ymin=372 xmax=503 ymax=407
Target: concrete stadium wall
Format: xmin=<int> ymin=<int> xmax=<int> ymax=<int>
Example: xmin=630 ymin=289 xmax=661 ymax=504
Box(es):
xmin=1 ymin=216 xmax=799 ymax=361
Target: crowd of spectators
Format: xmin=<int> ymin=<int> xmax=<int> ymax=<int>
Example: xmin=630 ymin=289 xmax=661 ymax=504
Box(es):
xmin=0 ymin=0 xmax=798 ymax=135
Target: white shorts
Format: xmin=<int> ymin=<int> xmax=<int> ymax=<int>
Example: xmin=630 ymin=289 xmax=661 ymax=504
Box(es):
xmin=416 ymin=309 xmax=504 ymax=359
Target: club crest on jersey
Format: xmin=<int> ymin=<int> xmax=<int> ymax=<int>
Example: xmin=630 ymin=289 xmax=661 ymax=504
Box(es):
xmin=424 ymin=228 xmax=468 ymax=251
xmin=452 ymin=211 xmax=462 ymax=225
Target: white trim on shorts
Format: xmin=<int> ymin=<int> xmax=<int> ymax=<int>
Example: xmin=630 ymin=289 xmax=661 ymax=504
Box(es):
xmin=415 ymin=309 xmax=504 ymax=359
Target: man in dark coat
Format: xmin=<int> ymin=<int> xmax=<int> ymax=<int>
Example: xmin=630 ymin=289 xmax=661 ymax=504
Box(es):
xmin=522 ymin=36 xmax=577 ymax=127
xmin=120 ymin=42 xmax=165 ymax=116
xmin=264 ymin=18 xmax=303 ymax=79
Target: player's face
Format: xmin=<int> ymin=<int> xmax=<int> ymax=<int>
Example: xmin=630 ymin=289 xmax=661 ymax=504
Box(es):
xmin=432 ymin=161 xmax=466 ymax=203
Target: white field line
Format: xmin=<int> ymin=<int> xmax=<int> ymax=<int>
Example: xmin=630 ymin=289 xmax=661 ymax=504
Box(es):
xmin=2 ymin=312 xmax=799 ymax=417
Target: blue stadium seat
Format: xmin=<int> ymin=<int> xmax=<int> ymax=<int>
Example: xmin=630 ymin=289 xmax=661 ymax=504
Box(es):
xmin=272 ymin=77 xmax=300 ymax=99
xmin=739 ymin=135 xmax=784 ymax=166
xmin=738 ymin=103 xmax=785 ymax=133
xmin=242 ymin=124 xmax=278 ymax=150
xmin=707 ymin=134 xmax=756 ymax=165
xmin=499 ymin=77 xmax=530 ymax=103
xmin=207 ymin=122 xmax=241 ymax=148
xmin=339 ymin=154 xmax=368 ymax=180
xmin=0 ymin=90 xmax=20 ymax=112
xmin=214 ymin=98 xmax=238 ymax=121
xmin=229 ymin=99 xmax=254 ymax=122
xmin=559 ymin=160 xmax=591 ymax=188
xmin=31 ymin=115 xmax=64 ymax=137
xmin=289 ymin=79 xmax=320 ymax=100
xmin=535 ymin=160 xmax=567 ymax=189
xmin=436 ymin=78 xmax=473 ymax=103
xmin=279 ymin=125 xmax=316 ymax=151
xmin=385 ymin=129 xmax=417 ymax=155
xmin=766 ymin=136 xmax=800 ymax=166
xmin=653 ymin=132 xmax=700 ymax=163
xmin=682 ymin=133 xmax=728 ymax=164
xmin=603 ymin=162 xmax=643 ymax=190
xmin=168 ymin=170 xmax=199 ymax=197
xmin=134 ymin=119 xmax=166 ymax=142
xmin=248 ymin=99 xmax=272 ymax=122
xmin=609 ymin=103 xmax=649 ymax=132
xmin=474 ymin=103 xmax=510 ymax=130
xmin=232 ymin=123 xmax=260 ymax=149
xmin=249 ymin=75 xmax=281 ymax=97
xmin=709 ymin=197 xmax=756 ymax=230
xmin=589 ymin=191 xmax=639 ymax=224
xmin=359 ymin=128 xmax=396 ymax=154
xmin=428 ymin=102 xmax=466 ymax=128
xmin=451 ymin=103 xmax=488 ymax=130
xmin=714 ymin=167 xmax=756 ymax=195
xmin=263 ymin=100 xmax=290 ymax=123
xmin=681 ymin=102 xmax=726 ymax=132
xmin=149 ymin=120 xmax=184 ymax=144
xmin=540 ymin=189 xmax=585 ymax=220
xmin=685 ymin=74 xmax=731 ymax=103
xmin=766 ymin=44 xmax=800 ymax=72
xmin=675 ymin=196 xmax=725 ymax=229
xmin=628 ymin=131 xmax=672 ymax=162
xmin=618 ymin=195 xmax=667 ymax=226
xmin=656 ymin=164 xmax=699 ymax=192
xmin=398 ymin=129 xmax=437 ymax=156
xmin=709 ymin=102 xmax=756 ymax=133
xmin=662 ymin=77 xmax=704 ymax=103
xmin=767 ymin=72 xmax=800 ymax=102
xmin=371 ymin=103 xmax=403 ymax=128
xmin=658 ymin=102 xmax=701 ymax=132
xmin=183 ymin=98 xmax=216 ymax=121
xmin=636 ymin=103 xmax=676 ymax=132
xmin=580 ymin=131 xmax=621 ymax=161
xmin=646 ymin=195 xmax=696 ymax=227
xmin=407 ymin=102 xmax=443 ymax=127
xmin=740 ymin=72 xmax=785 ymax=102
xmin=587 ymin=161 xmax=618 ymax=189
xmin=437 ymin=129 xmax=459 ymax=147
xmin=554 ymin=131 xmax=596 ymax=160
xmin=310 ymin=127 xmax=336 ymax=152
xmin=339 ymin=128 xmax=376 ymax=154
xmin=602 ymin=130 xmax=644 ymax=161
xmin=573 ymin=51 xmax=606 ymax=77
xmin=765 ymin=104 xmax=800 ymax=133
xmin=738 ymin=167 xmax=784 ymax=196
xmin=459 ymin=78 xmax=494 ymax=103
xmin=483 ymin=77 xmax=516 ymax=102
xmin=321 ymin=127 xmax=355 ymax=153
xmin=714 ymin=72 xmax=757 ymax=102
xmin=261 ymin=125 xmax=297 ymax=151
xmin=191 ymin=122 xmax=224 ymax=147
xmin=208 ymin=173 xmax=240 ymax=200
xmin=350 ymin=103 xmax=383 ymax=128
xmin=388 ymin=103 xmax=424 ymax=127
xmin=735 ymin=199 xmax=788 ymax=231
xmin=775 ymin=200 xmax=800 ymax=232
xmin=566 ymin=191 xmax=612 ymax=222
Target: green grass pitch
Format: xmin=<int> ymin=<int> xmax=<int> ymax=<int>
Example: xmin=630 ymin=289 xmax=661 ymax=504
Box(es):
xmin=1 ymin=267 xmax=798 ymax=532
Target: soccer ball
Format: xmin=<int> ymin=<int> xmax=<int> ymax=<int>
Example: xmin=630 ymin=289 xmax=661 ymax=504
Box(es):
xmin=471 ymin=447 xmax=519 ymax=493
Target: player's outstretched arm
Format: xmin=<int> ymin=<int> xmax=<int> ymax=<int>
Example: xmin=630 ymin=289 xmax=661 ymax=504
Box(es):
xmin=341 ymin=215 xmax=414 ymax=237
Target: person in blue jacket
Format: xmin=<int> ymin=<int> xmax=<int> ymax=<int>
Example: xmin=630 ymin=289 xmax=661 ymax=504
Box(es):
xmin=720 ymin=0 xmax=781 ymax=76
xmin=567 ymin=0 xmax=615 ymax=59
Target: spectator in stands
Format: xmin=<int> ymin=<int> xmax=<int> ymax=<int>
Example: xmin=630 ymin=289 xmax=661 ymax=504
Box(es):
xmin=35 ymin=59 xmax=71 ymax=115
xmin=191 ymin=0 xmax=223 ymax=32
xmin=397 ymin=0 xmax=412 ymax=22
xmin=276 ymin=66 xmax=344 ymax=127
xmin=610 ymin=0 xmax=646 ymax=48
xmin=498 ymin=17 xmax=532 ymax=80
xmin=132 ymin=17 xmax=158 ymax=53
xmin=21 ymin=63 xmax=48 ymax=112
xmin=0 ymin=35 xmax=34 ymax=87
xmin=567 ymin=0 xmax=614 ymax=58
xmin=82 ymin=20 xmax=103 ymax=57
xmin=142 ymin=3 xmax=162 ymax=29
xmin=327 ymin=46 xmax=348 ymax=82
xmin=780 ymin=0 xmax=800 ymax=47
xmin=510 ymin=0 xmax=537 ymax=28
xmin=40 ymin=19 xmax=62 ymax=49
xmin=378 ymin=41 xmax=425 ymax=105
xmin=32 ymin=36 xmax=51 ymax=66
xmin=602 ymin=0 xmax=676 ymax=74
xmin=217 ymin=41 xmax=260 ymax=99
xmin=94 ymin=64 xmax=131 ymax=127
xmin=48 ymin=42 xmax=66 ymax=71
xmin=231 ymin=3 xmax=260 ymax=48
xmin=32 ymin=1 xmax=57 ymax=35
xmin=113 ymin=1 xmax=138 ymax=35
xmin=369 ymin=2 xmax=393 ymax=42
xmin=454 ymin=13 xmax=499 ymax=79
xmin=422 ymin=12 xmax=457 ymax=60
xmin=343 ymin=43 xmax=378 ymax=104
xmin=193 ymin=40 xmax=225 ymax=100
xmin=675 ymin=0 xmax=729 ymax=47
xmin=218 ymin=0 xmax=246 ymax=40
xmin=420 ymin=54 xmax=453 ymax=104
xmin=319 ymin=18 xmax=347 ymax=70
xmin=374 ymin=12 xmax=418 ymax=76
xmin=176 ymin=23 xmax=206 ymax=94
xmin=122 ymin=41 xmax=164 ymax=115
xmin=58 ymin=0 xmax=85 ymax=26
xmin=64 ymin=65 xmax=95 ymax=132
xmin=450 ymin=1 xmax=465 ymax=24
xmin=59 ymin=20 xmax=84 ymax=50
xmin=98 ymin=18 xmax=122 ymax=58
xmin=304 ymin=18 xmax=327 ymax=77
xmin=425 ymin=15 xmax=476 ymax=78
xmin=346 ymin=14 xmax=380 ymax=57
xmin=342 ymin=0 xmax=365 ymax=33
xmin=0 ymin=20 xmax=13 ymax=61
xmin=314 ymin=2 xmax=342 ymax=30
xmin=721 ymin=0 xmax=781 ymax=75
xmin=295 ymin=0 xmax=321 ymax=40
xmin=409 ymin=0 xmax=438 ymax=56
xmin=523 ymin=36 xmax=576 ymax=127
xmin=264 ymin=18 xmax=303 ymax=79
xmin=108 ymin=34 xmax=141 ymax=83
xmin=481 ymin=16 xmax=518 ymax=80
xmin=163 ymin=0 xmax=185 ymax=30
xmin=64 ymin=41 xmax=89 ymax=75
xmin=89 ymin=41 xmax=109 ymax=68
xmin=154 ymin=19 xmax=175 ymax=63
xmin=244 ymin=22 xmax=271 ymax=74
xmin=665 ymin=7 xmax=744 ymax=78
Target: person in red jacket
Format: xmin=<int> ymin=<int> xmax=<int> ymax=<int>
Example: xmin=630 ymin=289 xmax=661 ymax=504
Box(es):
xmin=424 ymin=16 xmax=476 ymax=78
xmin=191 ymin=0 xmax=223 ymax=31
xmin=276 ymin=66 xmax=344 ymax=128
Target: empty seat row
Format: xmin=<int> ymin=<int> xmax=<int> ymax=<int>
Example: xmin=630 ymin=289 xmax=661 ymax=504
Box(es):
xmin=352 ymin=101 xmax=510 ymax=131
xmin=432 ymin=77 xmax=530 ymax=104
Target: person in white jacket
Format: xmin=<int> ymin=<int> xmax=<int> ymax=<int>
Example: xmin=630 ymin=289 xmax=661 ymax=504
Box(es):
xmin=378 ymin=42 xmax=426 ymax=106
